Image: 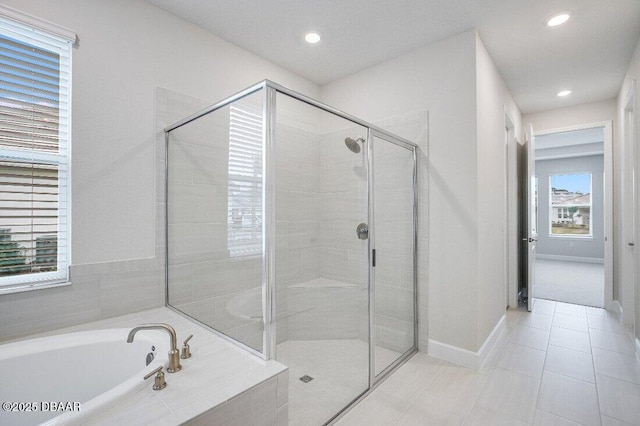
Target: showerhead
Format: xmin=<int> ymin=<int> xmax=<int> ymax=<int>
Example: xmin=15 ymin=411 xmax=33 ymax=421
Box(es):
xmin=345 ymin=137 xmax=364 ymax=153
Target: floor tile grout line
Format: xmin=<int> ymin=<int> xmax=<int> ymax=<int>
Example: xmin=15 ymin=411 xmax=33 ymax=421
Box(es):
xmin=392 ymin=362 xmax=447 ymax=424
xmin=591 ymin=343 xmax=640 ymax=359
xmin=588 ymin=326 xmax=632 ymax=336
xmin=459 ymin=312 xmax=517 ymax=425
xmin=536 ymin=300 xmax=603 ymax=426
xmin=533 ymin=303 xmax=551 ymax=419
xmin=594 ymin=369 xmax=640 ymax=386
xmin=458 ymin=357 xmax=491 ymax=425
xmin=542 ymin=366 xmax=596 ymax=386
xmin=586 ymin=314 xmax=605 ymax=426
xmin=535 ymin=407 xmax=587 ymax=426
xmin=462 ymin=309 xmax=533 ymax=425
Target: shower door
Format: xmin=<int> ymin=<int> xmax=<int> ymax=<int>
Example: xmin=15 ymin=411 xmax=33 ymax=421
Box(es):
xmin=370 ymin=130 xmax=417 ymax=377
xmin=273 ymin=92 xmax=370 ymax=426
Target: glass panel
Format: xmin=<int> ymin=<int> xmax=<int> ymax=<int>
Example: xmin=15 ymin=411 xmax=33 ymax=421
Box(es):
xmin=273 ymin=92 xmax=369 ymax=425
xmin=373 ymin=135 xmax=415 ymax=376
xmin=549 ymin=173 xmax=592 ymax=236
xmin=167 ymin=89 xmax=265 ymax=354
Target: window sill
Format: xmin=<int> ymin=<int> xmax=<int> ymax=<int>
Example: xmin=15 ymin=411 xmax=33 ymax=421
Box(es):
xmin=0 ymin=280 xmax=71 ymax=296
xmin=548 ymin=234 xmax=593 ymax=240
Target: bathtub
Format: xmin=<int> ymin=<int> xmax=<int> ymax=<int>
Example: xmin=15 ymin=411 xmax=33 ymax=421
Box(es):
xmin=0 ymin=328 xmax=170 ymax=426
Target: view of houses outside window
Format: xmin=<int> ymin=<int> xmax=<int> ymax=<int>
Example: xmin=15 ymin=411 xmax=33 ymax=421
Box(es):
xmin=549 ymin=173 xmax=592 ymax=236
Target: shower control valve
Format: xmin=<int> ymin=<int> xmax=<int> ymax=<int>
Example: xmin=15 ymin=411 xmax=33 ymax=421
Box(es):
xmin=356 ymin=223 xmax=368 ymax=240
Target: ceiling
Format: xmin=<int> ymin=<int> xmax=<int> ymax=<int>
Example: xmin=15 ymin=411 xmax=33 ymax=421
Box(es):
xmin=147 ymin=0 xmax=640 ymax=113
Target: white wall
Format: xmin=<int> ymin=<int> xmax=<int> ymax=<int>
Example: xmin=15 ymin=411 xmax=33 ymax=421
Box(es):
xmin=0 ymin=0 xmax=319 ymax=265
xmin=0 ymin=0 xmax=319 ymax=341
xmin=322 ymin=30 xmax=477 ymax=352
xmin=617 ymin=34 xmax=640 ymax=334
xmin=475 ymin=33 xmax=522 ymax=345
xmin=322 ymin=31 xmax=522 ymax=359
xmin=523 ymin=99 xmax=616 ymax=132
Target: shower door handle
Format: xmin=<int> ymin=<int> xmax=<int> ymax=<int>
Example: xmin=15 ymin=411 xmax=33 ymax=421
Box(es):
xmin=356 ymin=223 xmax=368 ymax=240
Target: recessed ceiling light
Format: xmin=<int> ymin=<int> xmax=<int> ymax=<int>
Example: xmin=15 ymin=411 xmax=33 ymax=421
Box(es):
xmin=557 ymin=90 xmax=572 ymax=97
xmin=547 ymin=13 xmax=570 ymax=27
xmin=304 ymin=32 xmax=321 ymax=44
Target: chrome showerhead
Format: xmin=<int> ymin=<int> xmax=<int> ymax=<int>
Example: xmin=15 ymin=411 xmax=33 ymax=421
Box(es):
xmin=345 ymin=137 xmax=364 ymax=153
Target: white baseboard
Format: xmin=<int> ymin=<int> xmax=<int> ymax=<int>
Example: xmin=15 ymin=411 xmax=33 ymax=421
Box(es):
xmin=427 ymin=314 xmax=506 ymax=370
xmin=611 ymin=300 xmax=624 ymax=323
xmin=536 ymin=254 xmax=604 ymax=264
xmin=610 ymin=300 xmax=638 ymax=359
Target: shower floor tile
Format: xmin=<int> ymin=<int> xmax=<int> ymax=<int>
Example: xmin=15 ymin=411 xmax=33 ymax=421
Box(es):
xmin=276 ymin=339 xmax=402 ymax=426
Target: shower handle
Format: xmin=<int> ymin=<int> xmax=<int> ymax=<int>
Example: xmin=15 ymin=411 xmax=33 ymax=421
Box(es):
xmin=356 ymin=223 xmax=368 ymax=240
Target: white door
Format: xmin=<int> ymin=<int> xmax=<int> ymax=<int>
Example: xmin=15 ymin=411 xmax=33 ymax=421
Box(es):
xmin=526 ymin=124 xmax=538 ymax=312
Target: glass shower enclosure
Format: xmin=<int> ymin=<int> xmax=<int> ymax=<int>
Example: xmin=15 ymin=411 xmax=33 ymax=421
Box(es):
xmin=165 ymin=81 xmax=418 ymax=425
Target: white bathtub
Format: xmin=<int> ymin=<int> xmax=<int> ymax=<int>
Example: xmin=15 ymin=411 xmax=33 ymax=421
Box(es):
xmin=0 ymin=328 xmax=170 ymax=426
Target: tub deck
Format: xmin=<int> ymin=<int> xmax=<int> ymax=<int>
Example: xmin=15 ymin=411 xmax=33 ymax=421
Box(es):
xmin=11 ymin=307 xmax=287 ymax=425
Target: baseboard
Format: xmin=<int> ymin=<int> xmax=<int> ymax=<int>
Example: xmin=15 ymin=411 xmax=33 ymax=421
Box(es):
xmin=536 ymin=254 xmax=604 ymax=264
xmin=427 ymin=314 xmax=506 ymax=370
xmin=610 ymin=300 xmax=637 ymax=358
xmin=611 ymin=300 xmax=624 ymax=323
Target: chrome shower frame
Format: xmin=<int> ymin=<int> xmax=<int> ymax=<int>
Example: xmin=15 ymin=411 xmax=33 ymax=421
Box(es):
xmin=164 ymin=80 xmax=420 ymax=423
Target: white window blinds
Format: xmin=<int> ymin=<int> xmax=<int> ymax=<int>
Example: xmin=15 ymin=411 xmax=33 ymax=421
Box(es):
xmin=227 ymin=104 xmax=263 ymax=257
xmin=0 ymin=15 xmax=72 ymax=289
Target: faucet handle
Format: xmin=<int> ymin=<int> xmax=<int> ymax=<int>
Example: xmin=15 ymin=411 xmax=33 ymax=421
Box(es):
xmin=181 ymin=334 xmax=193 ymax=359
xmin=144 ymin=366 xmax=167 ymax=391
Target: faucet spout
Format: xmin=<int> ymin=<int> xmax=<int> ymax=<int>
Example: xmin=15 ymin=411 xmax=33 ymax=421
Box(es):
xmin=127 ymin=323 xmax=182 ymax=373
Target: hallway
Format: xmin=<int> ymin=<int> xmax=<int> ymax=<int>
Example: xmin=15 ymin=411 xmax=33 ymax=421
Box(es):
xmin=337 ymin=299 xmax=640 ymax=425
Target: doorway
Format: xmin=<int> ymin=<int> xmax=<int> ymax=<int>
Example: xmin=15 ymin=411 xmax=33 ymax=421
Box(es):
xmin=522 ymin=122 xmax=613 ymax=309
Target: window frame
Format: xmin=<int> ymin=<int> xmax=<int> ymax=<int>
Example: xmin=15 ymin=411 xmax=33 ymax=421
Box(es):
xmin=0 ymin=13 xmax=73 ymax=293
xmin=548 ymin=171 xmax=593 ymax=239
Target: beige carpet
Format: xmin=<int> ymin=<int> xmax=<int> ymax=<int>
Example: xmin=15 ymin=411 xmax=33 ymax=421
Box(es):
xmin=533 ymin=259 xmax=604 ymax=307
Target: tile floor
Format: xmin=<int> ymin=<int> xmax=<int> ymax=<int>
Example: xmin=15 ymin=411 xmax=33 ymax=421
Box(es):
xmin=336 ymin=299 xmax=640 ymax=426
xmin=277 ymin=339 xmax=402 ymax=425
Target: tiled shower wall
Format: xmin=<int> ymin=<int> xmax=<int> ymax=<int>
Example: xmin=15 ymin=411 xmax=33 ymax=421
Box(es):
xmin=280 ymin=110 xmax=426 ymax=350
xmin=318 ymin=127 xmax=369 ymax=286
xmin=274 ymin=105 xmax=322 ymax=343
xmin=162 ymin=88 xmax=264 ymax=352
xmin=268 ymin=94 xmax=428 ymax=348
xmin=275 ymin=94 xmax=370 ymax=343
xmin=160 ymin=88 xmax=428 ymax=354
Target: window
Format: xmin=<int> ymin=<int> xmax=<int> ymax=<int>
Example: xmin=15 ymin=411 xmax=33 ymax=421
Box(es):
xmin=549 ymin=173 xmax=592 ymax=237
xmin=227 ymin=103 xmax=263 ymax=257
xmin=0 ymin=15 xmax=72 ymax=290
